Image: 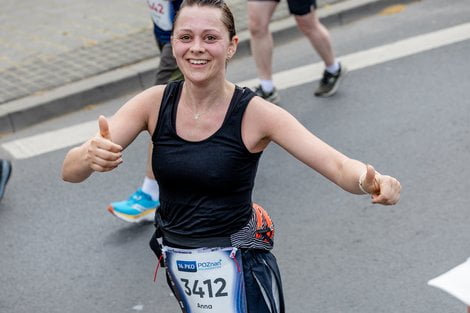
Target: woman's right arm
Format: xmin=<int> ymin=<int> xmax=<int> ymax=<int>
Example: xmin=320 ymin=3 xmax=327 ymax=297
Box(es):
xmin=61 ymin=85 xmax=165 ymax=183
xmin=61 ymin=116 xmax=124 ymax=183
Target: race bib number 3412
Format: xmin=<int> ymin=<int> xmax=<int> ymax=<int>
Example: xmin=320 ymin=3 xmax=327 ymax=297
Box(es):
xmin=164 ymin=247 xmax=247 ymax=313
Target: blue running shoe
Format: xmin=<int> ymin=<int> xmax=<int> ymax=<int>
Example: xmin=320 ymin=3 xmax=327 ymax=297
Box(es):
xmin=107 ymin=189 xmax=159 ymax=223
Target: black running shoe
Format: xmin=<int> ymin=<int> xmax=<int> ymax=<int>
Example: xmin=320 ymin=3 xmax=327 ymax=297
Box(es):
xmin=253 ymin=85 xmax=280 ymax=104
xmin=0 ymin=159 xmax=12 ymax=201
xmin=314 ymin=63 xmax=347 ymax=97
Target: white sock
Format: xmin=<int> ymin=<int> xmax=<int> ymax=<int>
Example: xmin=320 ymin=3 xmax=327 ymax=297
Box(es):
xmin=325 ymin=62 xmax=340 ymax=75
xmin=141 ymin=176 xmax=159 ymax=201
xmin=260 ymin=80 xmax=274 ymax=93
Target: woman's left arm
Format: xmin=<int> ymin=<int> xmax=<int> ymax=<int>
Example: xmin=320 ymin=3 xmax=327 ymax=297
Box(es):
xmin=250 ymin=99 xmax=401 ymax=205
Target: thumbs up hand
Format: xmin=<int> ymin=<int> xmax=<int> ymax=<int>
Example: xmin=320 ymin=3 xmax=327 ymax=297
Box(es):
xmin=86 ymin=115 xmax=123 ymax=172
xmin=360 ymin=164 xmax=401 ymax=205
xmin=99 ymin=115 xmax=112 ymax=140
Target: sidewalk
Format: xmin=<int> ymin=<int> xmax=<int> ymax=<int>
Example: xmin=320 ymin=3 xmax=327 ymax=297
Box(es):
xmin=0 ymin=0 xmax=410 ymax=134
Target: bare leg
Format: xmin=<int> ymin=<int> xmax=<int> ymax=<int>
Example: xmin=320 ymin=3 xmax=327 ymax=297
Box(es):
xmin=145 ymin=143 xmax=155 ymax=179
xmin=294 ymin=9 xmax=335 ymax=67
xmin=247 ymin=1 xmax=278 ymax=80
xmin=141 ymin=143 xmax=159 ymax=201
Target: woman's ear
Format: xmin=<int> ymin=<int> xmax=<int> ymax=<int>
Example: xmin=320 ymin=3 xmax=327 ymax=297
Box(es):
xmin=227 ymin=35 xmax=239 ymax=59
xmin=231 ymin=35 xmax=239 ymax=48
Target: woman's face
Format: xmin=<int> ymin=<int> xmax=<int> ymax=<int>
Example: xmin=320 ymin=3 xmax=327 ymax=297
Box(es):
xmin=172 ymin=5 xmax=237 ymax=83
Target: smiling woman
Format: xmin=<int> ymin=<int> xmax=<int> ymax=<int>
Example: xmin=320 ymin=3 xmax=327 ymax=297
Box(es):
xmin=61 ymin=0 xmax=400 ymax=312
xmin=171 ymin=0 xmax=238 ymax=85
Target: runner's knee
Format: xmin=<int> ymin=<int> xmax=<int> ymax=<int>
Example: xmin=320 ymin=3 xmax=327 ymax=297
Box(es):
xmin=294 ymin=13 xmax=320 ymax=36
xmin=248 ymin=17 xmax=270 ymax=36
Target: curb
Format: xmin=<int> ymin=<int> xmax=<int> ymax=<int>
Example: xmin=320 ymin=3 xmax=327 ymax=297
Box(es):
xmin=0 ymin=0 xmax=415 ymax=135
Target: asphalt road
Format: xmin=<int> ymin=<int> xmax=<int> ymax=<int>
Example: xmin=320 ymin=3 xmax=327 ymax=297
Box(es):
xmin=1 ymin=0 xmax=469 ymax=312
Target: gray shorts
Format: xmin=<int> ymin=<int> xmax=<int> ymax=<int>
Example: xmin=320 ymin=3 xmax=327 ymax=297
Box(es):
xmin=155 ymin=43 xmax=183 ymax=85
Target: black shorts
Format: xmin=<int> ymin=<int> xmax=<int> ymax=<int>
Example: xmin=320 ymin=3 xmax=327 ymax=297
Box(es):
xmin=248 ymin=0 xmax=317 ymax=16
xmin=242 ymin=249 xmax=285 ymax=313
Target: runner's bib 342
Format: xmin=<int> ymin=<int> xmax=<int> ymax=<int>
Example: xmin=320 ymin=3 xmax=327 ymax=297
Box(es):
xmin=147 ymin=0 xmax=174 ymax=31
xmin=164 ymin=246 xmax=247 ymax=313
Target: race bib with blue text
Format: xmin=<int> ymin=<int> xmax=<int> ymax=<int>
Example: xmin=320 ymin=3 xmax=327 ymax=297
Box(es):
xmin=164 ymin=247 xmax=247 ymax=313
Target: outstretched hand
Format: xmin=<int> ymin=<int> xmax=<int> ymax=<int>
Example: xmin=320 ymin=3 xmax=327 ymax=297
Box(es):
xmin=361 ymin=164 xmax=401 ymax=205
xmin=86 ymin=115 xmax=123 ymax=172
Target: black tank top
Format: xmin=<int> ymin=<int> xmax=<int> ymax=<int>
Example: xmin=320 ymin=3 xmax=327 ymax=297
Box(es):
xmin=151 ymin=80 xmax=261 ymax=240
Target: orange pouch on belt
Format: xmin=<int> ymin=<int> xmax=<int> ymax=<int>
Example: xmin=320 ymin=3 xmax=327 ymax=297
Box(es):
xmin=253 ymin=203 xmax=274 ymax=245
xmin=230 ymin=203 xmax=275 ymax=250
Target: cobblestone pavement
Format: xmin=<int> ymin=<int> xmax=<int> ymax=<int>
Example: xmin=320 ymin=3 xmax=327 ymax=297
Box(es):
xmin=0 ymin=0 xmax=341 ymax=105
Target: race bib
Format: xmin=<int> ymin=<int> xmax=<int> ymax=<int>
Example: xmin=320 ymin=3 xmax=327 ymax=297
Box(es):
xmin=164 ymin=246 xmax=247 ymax=313
xmin=147 ymin=0 xmax=173 ymax=31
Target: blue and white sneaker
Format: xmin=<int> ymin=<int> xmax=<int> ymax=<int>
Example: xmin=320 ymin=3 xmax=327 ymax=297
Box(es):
xmin=107 ymin=189 xmax=159 ymax=223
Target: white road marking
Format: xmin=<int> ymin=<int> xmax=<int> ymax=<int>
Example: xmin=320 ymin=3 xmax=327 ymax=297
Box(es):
xmin=2 ymin=22 xmax=470 ymax=160
xmin=2 ymin=120 xmax=97 ymax=159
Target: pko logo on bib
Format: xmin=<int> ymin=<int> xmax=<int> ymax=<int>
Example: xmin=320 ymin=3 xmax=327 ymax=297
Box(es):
xmin=176 ymin=260 xmax=197 ymax=272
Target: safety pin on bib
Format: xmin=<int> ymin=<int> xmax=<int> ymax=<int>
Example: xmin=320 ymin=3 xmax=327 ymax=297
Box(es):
xmin=230 ymin=247 xmax=241 ymax=273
